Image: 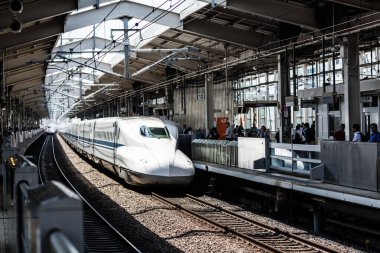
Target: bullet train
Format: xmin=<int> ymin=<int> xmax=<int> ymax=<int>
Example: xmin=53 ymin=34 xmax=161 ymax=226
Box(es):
xmin=45 ymin=124 xmax=57 ymax=134
xmin=61 ymin=117 xmax=194 ymax=185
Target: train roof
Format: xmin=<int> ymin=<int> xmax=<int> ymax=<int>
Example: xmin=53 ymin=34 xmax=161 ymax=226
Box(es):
xmin=69 ymin=117 xmax=165 ymax=125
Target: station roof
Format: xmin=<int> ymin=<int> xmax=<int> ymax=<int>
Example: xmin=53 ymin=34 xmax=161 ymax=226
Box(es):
xmin=1 ymin=0 xmax=379 ymax=119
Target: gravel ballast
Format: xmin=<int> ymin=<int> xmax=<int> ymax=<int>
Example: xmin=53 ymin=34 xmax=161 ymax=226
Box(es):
xmin=56 ymin=135 xmax=365 ymax=253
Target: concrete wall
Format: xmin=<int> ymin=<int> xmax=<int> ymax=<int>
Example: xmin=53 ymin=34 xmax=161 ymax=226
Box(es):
xmin=173 ymin=82 xmax=231 ymax=132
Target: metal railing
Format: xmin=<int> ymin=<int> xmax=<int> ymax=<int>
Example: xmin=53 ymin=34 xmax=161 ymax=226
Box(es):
xmin=191 ymin=139 xmax=239 ymax=168
xmin=4 ymin=154 xmax=82 ymax=253
xmin=269 ymin=143 xmax=321 ymax=175
xmin=49 ymin=232 xmax=80 ymax=253
xmin=188 ymin=138 xmax=321 ymax=175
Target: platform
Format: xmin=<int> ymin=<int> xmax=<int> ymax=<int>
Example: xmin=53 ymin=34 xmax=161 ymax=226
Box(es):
xmin=0 ymin=205 xmax=16 ymax=253
xmin=194 ymin=161 xmax=380 ymax=209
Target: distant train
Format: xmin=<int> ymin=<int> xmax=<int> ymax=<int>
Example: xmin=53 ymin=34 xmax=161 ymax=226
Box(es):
xmin=60 ymin=117 xmax=194 ymax=185
xmin=45 ymin=125 xmax=57 ymax=134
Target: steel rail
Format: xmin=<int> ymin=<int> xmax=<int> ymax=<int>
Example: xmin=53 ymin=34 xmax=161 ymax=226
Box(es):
xmin=153 ymin=192 xmax=340 ymax=253
xmin=186 ymin=194 xmax=340 ymax=253
xmin=152 ymin=192 xmax=281 ymax=253
xmin=49 ymin=136 xmax=142 ymax=253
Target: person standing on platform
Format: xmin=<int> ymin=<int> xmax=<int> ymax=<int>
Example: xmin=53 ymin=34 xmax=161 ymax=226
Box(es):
xmin=333 ymin=124 xmax=345 ymax=141
xmin=207 ymin=127 xmax=219 ymax=140
xmin=182 ymin=124 xmax=188 ymax=134
xmin=290 ymin=123 xmax=296 ymax=141
xmin=224 ymin=122 xmax=232 ymax=141
xmin=249 ymin=123 xmax=258 ymax=137
xmin=258 ymin=125 xmax=270 ymax=138
xmin=352 ymin=123 xmax=362 ymax=142
xmin=302 ymin=123 xmax=312 ymax=144
xmin=369 ymin=123 xmax=380 ymax=142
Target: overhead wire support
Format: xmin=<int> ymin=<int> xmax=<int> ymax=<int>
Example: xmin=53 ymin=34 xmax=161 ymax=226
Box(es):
xmin=58 ymin=86 xmax=108 ymax=121
xmin=55 ymin=54 xmax=125 ymax=79
xmin=131 ymin=52 xmax=177 ymax=78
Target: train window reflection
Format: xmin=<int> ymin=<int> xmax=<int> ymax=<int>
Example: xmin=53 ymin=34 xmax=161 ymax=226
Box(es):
xmin=140 ymin=126 xmax=169 ymax=139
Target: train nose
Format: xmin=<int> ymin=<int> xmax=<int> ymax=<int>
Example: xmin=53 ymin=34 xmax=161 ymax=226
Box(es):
xmin=141 ymin=149 xmax=194 ymax=185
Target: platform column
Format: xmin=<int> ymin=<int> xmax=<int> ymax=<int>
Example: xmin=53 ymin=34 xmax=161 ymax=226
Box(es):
xmin=278 ymin=52 xmax=291 ymax=143
xmin=313 ymin=211 xmax=321 ymax=233
xmin=205 ymin=73 xmax=214 ymax=134
xmin=342 ymin=34 xmax=360 ymax=140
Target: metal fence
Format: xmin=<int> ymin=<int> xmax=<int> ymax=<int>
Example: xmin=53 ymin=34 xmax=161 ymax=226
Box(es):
xmin=191 ymin=139 xmax=239 ymax=167
xmin=268 ymin=143 xmax=321 ymax=175
xmin=188 ymin=138 xmax=321 ymax=175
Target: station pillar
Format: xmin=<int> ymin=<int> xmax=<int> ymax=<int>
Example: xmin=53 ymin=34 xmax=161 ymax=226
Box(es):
xmin=205 ymin=73 xmax=214 ymax=134
xmin=342 ymin=34 xmax=360 ymax=140
xmin=278 ymin=53 xmax=291 ymax=143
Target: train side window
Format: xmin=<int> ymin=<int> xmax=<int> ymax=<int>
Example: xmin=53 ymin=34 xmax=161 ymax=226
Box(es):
xmin=140 ymin=126 xmax=147 ymax=136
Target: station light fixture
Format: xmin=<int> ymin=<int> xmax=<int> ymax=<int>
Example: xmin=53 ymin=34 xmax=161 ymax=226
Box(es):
xmin=9 ymin=0 xmax=23 ymax=14
xmin=9 ymin=15 xmax=22 ymax=33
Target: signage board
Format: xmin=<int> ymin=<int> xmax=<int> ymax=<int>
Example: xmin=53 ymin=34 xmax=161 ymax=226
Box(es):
xmin=360 ymin=96 xmax=372 ymax=103
xmin=301 ymin=99 xmax=316 ymax=108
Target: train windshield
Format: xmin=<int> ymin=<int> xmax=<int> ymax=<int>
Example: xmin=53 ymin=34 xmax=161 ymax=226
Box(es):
xmin=140 ymin=126 xmax=170 ymax=139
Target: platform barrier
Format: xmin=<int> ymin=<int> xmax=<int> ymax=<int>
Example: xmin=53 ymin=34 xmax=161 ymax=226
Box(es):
xmin=320 ymin=141 xmax=380 ymax=192
xmin=3 ymin=154 xmax=83 ymax=253
xmin=269 ymin=143 xmax=321 ymax=175
xmin=1 ymin=129 xmax=44 ymax=208
xmin=17 ymin=181 xmax=82 ymax=253
xmin=191 ymin=139 xmax=238 ymax=167
xmin=190 ymin=138 xmax=321 ymax=175
xmin=178 ymin=134 xmax=194 ymax=158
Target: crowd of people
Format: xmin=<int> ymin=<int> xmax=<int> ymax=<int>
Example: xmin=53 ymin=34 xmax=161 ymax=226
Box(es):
xmin=290 ymin=122 xmax=316 ymax=144
xmin=333 ymin=123 xmax=380 ymax=142
xmin=182 ymin=121 xmax=380 ymax=143
xmin=182 ymin=123 xmax=271 ymax=141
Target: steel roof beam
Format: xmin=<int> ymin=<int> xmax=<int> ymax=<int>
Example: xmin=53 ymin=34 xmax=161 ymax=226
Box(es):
xmin=0 ymin=19 xmax=63 ymax=50
xmin=65 ymin=1 xmax=181 ymax=33
xmin=5 ymin=50 xmax=50 ymax=70
xmin=0 ymin=0 xmax=76 ymax=31
xmin=158 ymin=34 xmax=225 ymax=55
xmin=52 ymin=37 xmax=124 ymax=54
xmin=225 ymin=0 xmax=317 ymax=30
xmin=136 ymin=52 xmax=199 ymax=71
xmin=12 ymin=80 xmax=43 ymax=93
xmin=6 ymin=69 xmax=45 ymax=85
xmin=329 ymin=0 xmax=380 ymax=11
xmin=47 ymin=59 xmax=113 ymax=74
xmin=182 ymin=18 xmax=273 ymax=49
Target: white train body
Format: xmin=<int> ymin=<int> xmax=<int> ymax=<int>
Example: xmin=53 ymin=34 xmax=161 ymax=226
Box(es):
xmin=61 ymin=117 xmax=194 ymax=185
xmin=45 ymin=125 xmax=57 ymax=134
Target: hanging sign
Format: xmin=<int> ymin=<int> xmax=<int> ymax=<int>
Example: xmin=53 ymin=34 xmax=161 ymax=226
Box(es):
xmin=301 ymin=99 xmax=316 ymax=108
xmin=360 ymin=96 xmax=372 ymax=103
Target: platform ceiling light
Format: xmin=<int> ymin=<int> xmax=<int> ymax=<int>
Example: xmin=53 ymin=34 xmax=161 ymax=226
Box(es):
xmin=9 ymin=0 xmax=23 ymax=14
xmin=9 ymin=15 xmax=22 ymax=33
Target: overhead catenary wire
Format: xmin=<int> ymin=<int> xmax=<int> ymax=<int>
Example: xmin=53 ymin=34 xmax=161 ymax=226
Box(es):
xmin=48 ymin=0 xmax=182 ymax=112
xmin=56 ymin=1 xmax=380 ymax=119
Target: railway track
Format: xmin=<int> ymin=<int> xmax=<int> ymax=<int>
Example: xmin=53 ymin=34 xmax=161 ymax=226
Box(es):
xmin=152 ymin=193 xmax=340 ymax=253
xmin=26 ymin=134 xmax=141 ymax=253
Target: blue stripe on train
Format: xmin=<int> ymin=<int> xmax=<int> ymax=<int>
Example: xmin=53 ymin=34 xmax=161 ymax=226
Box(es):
xmin=65 ymin=133 xmax=124 ymax=150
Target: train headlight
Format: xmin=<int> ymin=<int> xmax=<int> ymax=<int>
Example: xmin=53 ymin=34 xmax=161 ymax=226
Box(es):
xmin=186 ymin=159 xmax=192 ymax=166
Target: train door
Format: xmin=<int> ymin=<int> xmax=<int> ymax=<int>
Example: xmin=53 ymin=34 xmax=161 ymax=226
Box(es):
xmin=81 ymin=123 xmax=85 ymax=151
xmin=92 ymin=121 xmax=96 ymax=157
xmin=113 ymin=121 xmax=119 ymax=165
